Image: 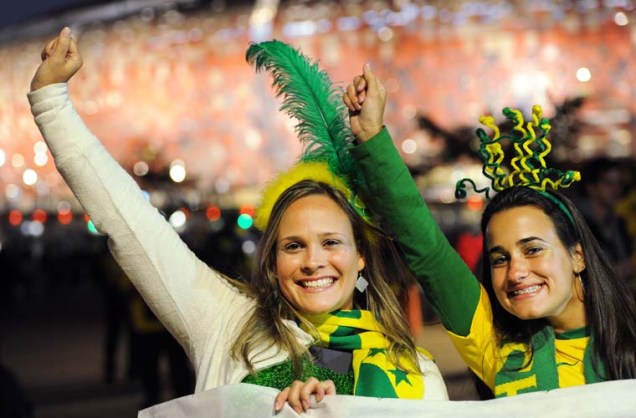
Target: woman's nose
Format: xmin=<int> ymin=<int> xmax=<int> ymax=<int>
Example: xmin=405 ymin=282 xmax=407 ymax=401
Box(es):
xmin=508 ymin=256 xmax=529 ymax=281
xmin=301 ymin=245 xmax=326 ymax=273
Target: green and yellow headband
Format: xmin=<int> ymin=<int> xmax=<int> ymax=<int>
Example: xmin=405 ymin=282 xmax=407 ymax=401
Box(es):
xmin=456 ymin=105 xmax=580 ymax=196
xmin=246 ymin=40 xmax=369 ymax=231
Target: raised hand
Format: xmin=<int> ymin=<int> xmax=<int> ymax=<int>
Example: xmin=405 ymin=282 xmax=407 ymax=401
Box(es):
xmin=342 ymin=63 xmax=386 ymax=142
xmin=30 ymin=27 xmax=83 ymax=91
xmin=273 ymin=377 xmax=336 ymax=414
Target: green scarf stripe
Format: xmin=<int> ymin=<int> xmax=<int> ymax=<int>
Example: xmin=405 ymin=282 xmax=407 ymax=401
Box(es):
xmin=583 ymin=335 xmax=606 ymax=383
xmin=354 ymin=363 xmax=398 ymax=397
xmin=328 ymin=333 xmax=362 ymax=350
xmin=333 ymin=310 xmax=363 ymax=319
xmin=330 ymin=325 xmax=361 ymax=338
xmin=555 ymin=326 xmax=589 ymax=340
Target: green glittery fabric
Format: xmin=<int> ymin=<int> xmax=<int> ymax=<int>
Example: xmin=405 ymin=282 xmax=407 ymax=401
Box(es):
xmin=242 ymin=357 xmax=354 ymax=395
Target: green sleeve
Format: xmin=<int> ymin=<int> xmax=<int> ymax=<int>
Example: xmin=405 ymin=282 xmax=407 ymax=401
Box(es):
xmin=351 ymin=127 xmax=480 ymax=336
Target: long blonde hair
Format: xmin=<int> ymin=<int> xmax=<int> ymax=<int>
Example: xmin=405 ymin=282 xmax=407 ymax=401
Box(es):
xmin=230 ymin=180 xmax=421 ymax=376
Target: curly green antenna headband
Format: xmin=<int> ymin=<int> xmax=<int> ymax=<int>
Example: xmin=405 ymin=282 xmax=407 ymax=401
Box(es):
xmin=455 ymin=105 xmax=581 ymax=222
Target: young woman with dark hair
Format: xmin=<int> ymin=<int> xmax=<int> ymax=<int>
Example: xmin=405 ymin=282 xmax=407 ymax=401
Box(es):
xmin=343 ymin=64 xmax=636 ymax=398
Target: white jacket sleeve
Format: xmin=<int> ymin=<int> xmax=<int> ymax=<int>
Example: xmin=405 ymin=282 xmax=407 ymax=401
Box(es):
xmin=28 ymin=83 xmax=252 ymax=368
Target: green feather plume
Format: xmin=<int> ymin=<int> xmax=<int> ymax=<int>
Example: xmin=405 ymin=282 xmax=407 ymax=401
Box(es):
xmin=245 ymin=40 xmax=364 ymax=192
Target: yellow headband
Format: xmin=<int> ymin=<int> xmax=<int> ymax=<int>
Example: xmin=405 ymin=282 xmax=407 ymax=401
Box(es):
xmin=254 ymin=161 xmax=367 ymax=231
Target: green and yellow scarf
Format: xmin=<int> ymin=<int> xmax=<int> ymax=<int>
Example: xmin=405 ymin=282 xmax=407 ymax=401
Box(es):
xmin=303 ymin=309 xmax=426 ymax=399
xmin=494 ymin=326 xmax=606 ymax=397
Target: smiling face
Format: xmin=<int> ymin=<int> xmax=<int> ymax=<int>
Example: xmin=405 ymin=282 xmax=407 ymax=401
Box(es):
xmin=486 ymin=205 xmax=586 ymax=331
xmin=274 ymin=194 xmax=365 ymax=315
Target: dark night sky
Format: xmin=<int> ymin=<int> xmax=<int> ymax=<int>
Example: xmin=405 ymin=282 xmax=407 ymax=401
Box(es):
xmin=0 ymin=0 xmax=114 ymax=28
xmin=1 ymin=0 xmax=261 ymax=29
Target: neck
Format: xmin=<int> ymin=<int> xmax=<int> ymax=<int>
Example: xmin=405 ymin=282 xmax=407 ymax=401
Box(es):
xmin=549 ymin=283 xmax=587 ymax=333
xmin=550 ymin=315 xmax=587 ymax=333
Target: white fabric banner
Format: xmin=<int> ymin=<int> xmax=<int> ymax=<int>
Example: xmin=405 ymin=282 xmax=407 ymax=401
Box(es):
xmin=139 ymin=380 xmax=636 ymax=417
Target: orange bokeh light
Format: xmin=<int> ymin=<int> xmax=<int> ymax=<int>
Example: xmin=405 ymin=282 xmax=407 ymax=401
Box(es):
xmin=206 ymin=205 xmax=221 ymax=222
xmin=8 ymin=209 xmax=23 ymax=226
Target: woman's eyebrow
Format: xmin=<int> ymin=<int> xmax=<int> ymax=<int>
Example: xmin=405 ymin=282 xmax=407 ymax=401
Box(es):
xmin=488 ymin=236 xmax=546 ymax=254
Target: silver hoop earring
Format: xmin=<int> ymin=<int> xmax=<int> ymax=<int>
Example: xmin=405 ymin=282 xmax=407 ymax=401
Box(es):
xmin=356 ymin=273 xmax=368 ymax=293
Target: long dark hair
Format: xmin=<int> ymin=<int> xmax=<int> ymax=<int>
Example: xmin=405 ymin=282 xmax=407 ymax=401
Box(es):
xmin=479 ymin=186 xmax=636 ymax=380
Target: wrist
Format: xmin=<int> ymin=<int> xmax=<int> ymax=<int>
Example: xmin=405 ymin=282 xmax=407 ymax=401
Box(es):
xmin=356 ymin=126 xmax=383 ymax=143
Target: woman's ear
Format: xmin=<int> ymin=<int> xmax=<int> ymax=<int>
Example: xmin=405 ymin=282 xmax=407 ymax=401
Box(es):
xmin=572 ymin=243 xmax=585 ymax=273
xmin=358 ymin=254 xmax=366 ymax=272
